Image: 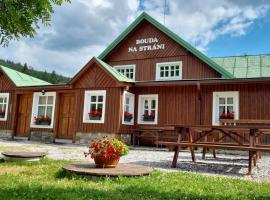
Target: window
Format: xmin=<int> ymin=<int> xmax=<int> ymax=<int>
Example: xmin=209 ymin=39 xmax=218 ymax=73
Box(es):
xmin=122 ymin=91 xmax=134 ymax=125
xmin=156 ymin=61 xmax=182 ymax=80
xmin=138 ymin=94 xmax=158 ymax=124
xmin=31 ymin=92 xmax=56 ymax=128
xmin=212 ymin=91 xmax=239 ymax=125
xmin=83 ymin=90 xmax=106 ymax=123
xmin=0 ymin=93 xmax=9 ymax=121
xmin=114 ymin=65 xmax=135 ymax=80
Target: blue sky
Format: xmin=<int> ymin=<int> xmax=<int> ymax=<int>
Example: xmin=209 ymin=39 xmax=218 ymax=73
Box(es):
xmin=0 ymin=0 xmax=270 ymax=76
xmin=208 ymin=11 xmax=270 ymax=57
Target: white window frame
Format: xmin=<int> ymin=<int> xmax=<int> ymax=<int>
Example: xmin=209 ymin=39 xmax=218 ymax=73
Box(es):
xmin=0 ymin=93 xmax=9 ymax=121
xmin=156 ymin=61 xmax=182 ymax=80
xmin=83 ymin=90 xmax=106 ymax=124
xmin=30 ymin=92 xmax=56 ymax=129
xmin=114 ymin=64 xmax=136 ymax=80
xmin=212 ymin=91 xmax=239 ymax=125
xmin=138 ymin=94 xmax=158 ymax=125
xmin=122 ymin=91 xmax=135 ymax=125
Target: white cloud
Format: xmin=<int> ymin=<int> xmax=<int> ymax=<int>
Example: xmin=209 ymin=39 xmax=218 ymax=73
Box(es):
xmin=0 ymin=0 xmax=269 ymax=76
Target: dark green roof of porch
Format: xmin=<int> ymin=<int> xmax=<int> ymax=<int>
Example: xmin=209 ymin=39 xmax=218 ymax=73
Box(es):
xmin=212 ymin=54 xmax=270 ymax=78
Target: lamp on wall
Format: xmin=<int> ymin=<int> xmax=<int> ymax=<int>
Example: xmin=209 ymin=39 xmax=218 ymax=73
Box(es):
xmin=41 ymin=90 xmax=46 ymax=95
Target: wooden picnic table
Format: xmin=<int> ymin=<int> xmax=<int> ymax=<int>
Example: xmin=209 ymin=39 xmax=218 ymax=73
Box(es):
xmin=156 ymin=124 xmax=270 ymax=175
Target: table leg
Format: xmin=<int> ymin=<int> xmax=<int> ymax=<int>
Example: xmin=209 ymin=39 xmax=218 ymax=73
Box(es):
xmin=133 ymin=132 xmax=136 ymax=147
xmin=188 ymin=128 xmax=196 ymax=162
xmin=202 ymin=148 xmax=206 ymax=160
xmin=212 ymin=148 xmax=216 ymax=159
xmin=172 ymin=146 xmax=180 ymax=168
xmin=248 ymin=151 xmax=255 ymax=175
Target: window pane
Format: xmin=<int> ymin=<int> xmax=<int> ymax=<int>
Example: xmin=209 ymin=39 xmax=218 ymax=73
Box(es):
xmin=46 ymin=106 xmax=53 ymax=118
xmin=0 ymin=104 xmax=4 ymax=112
xmin=38 ymin=96 xmax=46 ymax=104
xmin=171 ymin=70 xmax=175 ymax=76
xmin=130 ymin=73 xmax=134 ymax=79
xmin=3 ymin=98 xmax=7 ymax=103
xmin=0 ymin=98 xmax=3 ymax=103
xmin=97 ymin=103 xmax=103 ymax=112
xmin=219 ymin=98 xmax=225 ymax=104
xmin=175 ymin=65 xmax=179 ymax=70
xmin=160 ymin=71 xmax=164 ymax=77
xmin=171 ymin=66 xmax=175 ymax=71
xmin=0 ymin=104 xmax=5 ymax=117
xmin=176 ymin=70 xmax=179 ymax=76
xmin=165 ymin=71 xmax=169 ymax=77
xmin=125 ymin=97 xmax=130 ymax=105
xmin=125 ymin=105 xmax=129 ymax=112
xmin=37 ymin=106 xmax=46 ymax=116
xmin=165 ymin=66 xmax=169 ymax=70
xmin=98 ymin=96 xmax=103 ymax=102
xmin=219 ymin=106 xmax=225 ymax=116
xmin=144 ymin=100 xmax=149 ymax=109
xmin=91 ymin=96 xmax=97 ymax=102
xmin=47 ymin=96 xmax=54 ymax=104
xmin=90 ymin=104 xmax=96 ymax=111
xmin=151 ymin=100 xmax=156 ymax=109
xmin=227 ymin=106 xmax=234 ymax=113
xmin=227 ymin=97 xmax=233 ymax=104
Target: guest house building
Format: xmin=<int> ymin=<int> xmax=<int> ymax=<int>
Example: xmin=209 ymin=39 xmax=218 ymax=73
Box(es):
xmin=1 ymin=12 xmax=270 ymax=144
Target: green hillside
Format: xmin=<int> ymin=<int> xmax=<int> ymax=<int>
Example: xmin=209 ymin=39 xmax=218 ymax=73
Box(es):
xmin=0 ymin=59 xmax=70 ymax=84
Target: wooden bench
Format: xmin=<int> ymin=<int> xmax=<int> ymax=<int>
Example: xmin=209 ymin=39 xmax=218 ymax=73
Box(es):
xmin=156 ymin=125 xmax=270 ymax=175
xmin=133 ymin=126 xmax=175 ymax=147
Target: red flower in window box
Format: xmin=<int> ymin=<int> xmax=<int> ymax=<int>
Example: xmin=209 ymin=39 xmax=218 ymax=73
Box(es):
xmin=220 ymin=112 xmax=234 ymax=119
xmin=34 ymin=115 xmax=51 ymax=125
xmin=124 ymin=111 xmax=133 ymax=122
xmin=143 ymin=111 xmax=155 ymax=122
xmin=88 ymin=109 xmax=102 ymax=120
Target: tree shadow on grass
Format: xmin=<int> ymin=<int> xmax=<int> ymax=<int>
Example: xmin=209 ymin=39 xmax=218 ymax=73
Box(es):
xmin=127 ymin=159 xmax=247 ymax=177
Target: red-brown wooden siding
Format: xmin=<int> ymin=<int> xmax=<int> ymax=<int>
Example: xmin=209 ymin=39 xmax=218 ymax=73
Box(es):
xmin=0 ymin=72 xmax=15 ymax=129
xmin=104 ymin=20 xmax=221 ymax=81
xmin=71 ymin=62 xmax=124 ymax=134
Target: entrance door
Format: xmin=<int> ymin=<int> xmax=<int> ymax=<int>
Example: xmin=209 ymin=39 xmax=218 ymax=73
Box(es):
xmin=57 ymin=93 xmax=76 ymax=139
xmin=16 ymin=94 xmax=32 ymax=136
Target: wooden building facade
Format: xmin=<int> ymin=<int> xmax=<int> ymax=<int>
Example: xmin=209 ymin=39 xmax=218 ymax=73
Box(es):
xmin=1 ymin=12 xmax=270 ymax=144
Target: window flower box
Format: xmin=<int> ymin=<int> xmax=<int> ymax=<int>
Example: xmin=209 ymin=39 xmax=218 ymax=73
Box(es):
xmin=124 ymin=111 xmax=133 ymax=122
xmin=143 ymin=112 xmax=155 ymax=122
xmin=34 ymin=115 xmax=51 ymax=126
xmin=88 ymin=110 xmax=102 ymax=120
xmin=220 ymin=112 xmax=234 ymax=120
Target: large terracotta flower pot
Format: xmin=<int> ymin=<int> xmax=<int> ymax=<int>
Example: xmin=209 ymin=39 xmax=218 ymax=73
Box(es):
xmin=94 ymin=157 xmax=120 ymax=168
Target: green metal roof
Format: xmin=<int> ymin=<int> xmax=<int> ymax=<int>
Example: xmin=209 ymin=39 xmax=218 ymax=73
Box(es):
xmin=95 ymin=57 xmax=134 ymax=83
xmin=98 ymin=12 xmax=233 ymax=79
xmin=212 ymin=54 xmax=270 ymax=78
xmin=0 ymin=65 xmax=51 ymax=87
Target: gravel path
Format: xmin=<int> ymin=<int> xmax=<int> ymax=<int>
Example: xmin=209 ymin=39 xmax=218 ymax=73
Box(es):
xmin=0 ymin=139 xmax=269 ymax=182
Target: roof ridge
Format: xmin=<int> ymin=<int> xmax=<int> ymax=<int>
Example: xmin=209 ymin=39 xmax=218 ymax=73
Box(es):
xmin=211 ymin=53 xmax=270 ymax=59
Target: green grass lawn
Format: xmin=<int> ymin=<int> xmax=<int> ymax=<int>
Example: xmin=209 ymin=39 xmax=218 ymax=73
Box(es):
xmin=0 ymin=159 xmax=269 ymax=200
